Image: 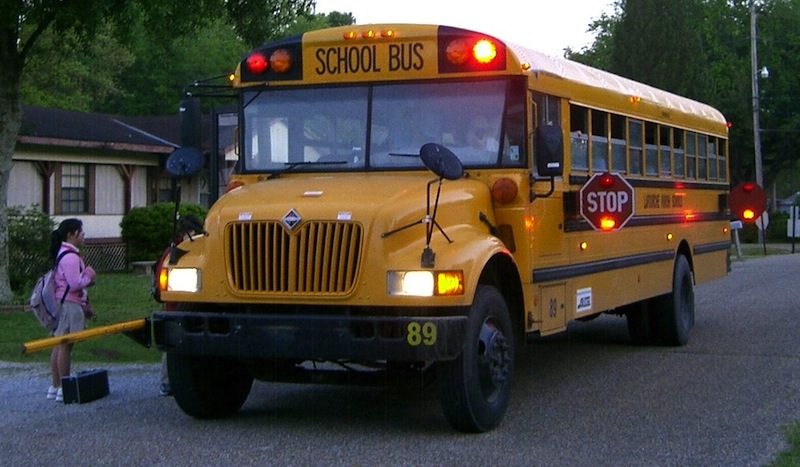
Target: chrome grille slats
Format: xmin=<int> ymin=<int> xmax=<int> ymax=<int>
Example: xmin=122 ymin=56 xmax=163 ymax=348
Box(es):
xmin=227 ymin=221 xmax=362 ymax=295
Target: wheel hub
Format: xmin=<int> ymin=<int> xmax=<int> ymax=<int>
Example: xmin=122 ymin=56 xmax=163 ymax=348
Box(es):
xmin=478 ymin=321 xmax=511 ymax=391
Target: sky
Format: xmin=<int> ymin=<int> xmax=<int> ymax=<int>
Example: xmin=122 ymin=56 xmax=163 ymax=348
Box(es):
xmin=313 ymin=0 xmax=616 ymax=56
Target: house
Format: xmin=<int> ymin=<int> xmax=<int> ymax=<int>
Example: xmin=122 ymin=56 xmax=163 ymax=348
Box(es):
xmin=12 ymin=105 xmax=209 ymax=270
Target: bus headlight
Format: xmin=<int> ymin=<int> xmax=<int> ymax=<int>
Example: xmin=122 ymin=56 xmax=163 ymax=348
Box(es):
xmin=387 ymin=270 xmax=464 ymax=297
xmin=167 ymin=268 xmax=201 ymax=293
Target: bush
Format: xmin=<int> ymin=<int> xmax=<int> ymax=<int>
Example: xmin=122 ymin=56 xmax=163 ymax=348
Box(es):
xmin=738 ymin=211 xmax=790 ymax=243
xmin=8 ymin=205 xmax=55 ymax=293
xmin=768 ymin=211 xmax=789 ymax=241
xmin=120 ymin=203 xmax=207 ymax=262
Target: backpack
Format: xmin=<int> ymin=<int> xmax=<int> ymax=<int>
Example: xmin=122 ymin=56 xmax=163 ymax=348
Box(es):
xmin=29 ymin=250 xmax=76 ymax=331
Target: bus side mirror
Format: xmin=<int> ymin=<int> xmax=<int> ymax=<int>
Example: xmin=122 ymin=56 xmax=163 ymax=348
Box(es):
xmin=180 ymin=97 xmax=202 ymax=150
xmin=535 ymin=125 xmax=564 ymax=177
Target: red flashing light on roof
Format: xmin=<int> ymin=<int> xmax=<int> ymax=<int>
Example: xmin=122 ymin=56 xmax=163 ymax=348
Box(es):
xmin=473 ymin=39 xmax=497 ymax=64
xmin=246 ymin=52 xmax=268 ymax=75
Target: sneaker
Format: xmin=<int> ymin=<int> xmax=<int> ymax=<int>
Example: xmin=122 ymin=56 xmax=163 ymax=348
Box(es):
xmin=159 ymin=384 xmax=172 ymax=397
xmin=46 ymin=386 xmax=57 ymax=400
xmin=55 ymin=387 xmax=63 ymax=403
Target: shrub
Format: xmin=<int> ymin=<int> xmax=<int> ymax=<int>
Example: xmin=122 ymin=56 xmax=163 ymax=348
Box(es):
xmin=8 ymin=205 xmax=55 ymax=293
xmin=738 ymin=211 xmax=790 ymax=243
xmin=120 ymin=203 xmax=207 ymax=262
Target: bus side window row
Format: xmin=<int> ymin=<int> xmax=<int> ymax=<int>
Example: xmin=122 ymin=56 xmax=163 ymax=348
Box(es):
xmin=568 ymin=104 xmax=727 ymax=181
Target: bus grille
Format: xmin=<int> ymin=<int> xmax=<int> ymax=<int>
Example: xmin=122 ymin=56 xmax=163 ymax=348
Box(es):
xmin=227 ymin=221 xmax=363 ymax=295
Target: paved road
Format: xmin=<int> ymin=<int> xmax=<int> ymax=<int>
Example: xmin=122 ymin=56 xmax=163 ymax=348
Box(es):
xmin=1 ymin=254 xmax=799 ymax=466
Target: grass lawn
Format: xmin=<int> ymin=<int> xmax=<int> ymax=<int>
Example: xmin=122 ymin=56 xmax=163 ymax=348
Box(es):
xmin=0 ymin=272 xmax=162 ymax=364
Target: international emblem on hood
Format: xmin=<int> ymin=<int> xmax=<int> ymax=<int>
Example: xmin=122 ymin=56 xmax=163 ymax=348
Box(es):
xmin=282 ymin=208 xmax=302 ymax=230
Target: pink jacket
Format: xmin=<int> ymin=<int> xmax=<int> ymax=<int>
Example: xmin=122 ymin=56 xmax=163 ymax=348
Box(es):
xmin=54 ymin=243 xmax=96 ymax=305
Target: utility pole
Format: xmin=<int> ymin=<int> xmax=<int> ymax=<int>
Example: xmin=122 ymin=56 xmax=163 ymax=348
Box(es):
xmin=751 ymin=1 xmax=767 ymax=244
xmin=751 ymin=1 xmax=764 ymax=190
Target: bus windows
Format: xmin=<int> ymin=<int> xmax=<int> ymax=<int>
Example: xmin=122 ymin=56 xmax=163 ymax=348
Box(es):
xmin=371 ymin=80 xmax=507 ymax=168
xmin=610 ymin=114 xmax=626 ymax=173
xmin=673 ymin=128 xmax=685 ymax=178
xmin=698 ymin=134 xmax=708 ymax=180
xmin=591 ymin=110 xmax=609 ymax=172
xmin=718 ymin=138 xmax=728 ymax=181
xmin=645 ymin=121 xmax=658 ymax=176
xmin=660 ymin=127 xmax=672 ymax=176
xmin=686 ymin=131 xmax=697 ymax=179
xmin=243 ymin=87 xmax=369 ymax=171
xmin=628 ymin=119 xmax=643 ymax=175
xmin=569 ymin=104 xmax=588 ymax=171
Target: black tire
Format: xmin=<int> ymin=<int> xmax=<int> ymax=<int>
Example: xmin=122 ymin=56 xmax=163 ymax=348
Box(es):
xmin=654 ymin=255 xmax=695 ymax=346
xmin=625 ymin=300 xmax=659 ymax=346
xmin=168 ymin=353 xmax=253 ymax=419
xmin=438 ymin=285 xmax=514 ymax=433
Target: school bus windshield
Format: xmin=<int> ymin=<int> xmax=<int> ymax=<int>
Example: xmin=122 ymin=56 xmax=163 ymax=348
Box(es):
xmin=241 ymin=78 xmax=526 ymax=173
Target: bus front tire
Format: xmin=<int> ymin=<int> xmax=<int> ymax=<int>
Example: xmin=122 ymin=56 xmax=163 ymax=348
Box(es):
xmin=438 ymin=285 xmax=514 ymax=433
xmin=168 ymin=353 xmax=253 ymax=419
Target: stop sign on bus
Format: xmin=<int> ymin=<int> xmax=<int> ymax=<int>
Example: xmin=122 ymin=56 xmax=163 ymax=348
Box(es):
xmin=580 ymin=172 xmax=635 ymax=231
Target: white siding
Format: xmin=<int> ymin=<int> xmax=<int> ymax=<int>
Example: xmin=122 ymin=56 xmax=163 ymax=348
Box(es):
xmin=131 ymin=166 xmax=149 ymax=208
xmin=52 ymin=214 xmax=124 ymax=239
xmin=95 ymin=165 xmax=125 ymax=215
xmin=9 ymin=161 xmax=44 ymax=208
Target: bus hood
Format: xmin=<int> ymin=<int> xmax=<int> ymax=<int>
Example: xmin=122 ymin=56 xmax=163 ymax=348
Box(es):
xmin=210 ymin=173 xmax=494 ymax=237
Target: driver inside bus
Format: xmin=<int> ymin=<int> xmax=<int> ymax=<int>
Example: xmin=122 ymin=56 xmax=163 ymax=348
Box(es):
xmin=466 ymin=115 xmax=499 ymax=152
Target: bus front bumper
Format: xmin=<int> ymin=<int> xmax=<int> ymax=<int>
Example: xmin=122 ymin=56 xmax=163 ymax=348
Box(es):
xmin=152 ymin=311 xmax=467 ymax=362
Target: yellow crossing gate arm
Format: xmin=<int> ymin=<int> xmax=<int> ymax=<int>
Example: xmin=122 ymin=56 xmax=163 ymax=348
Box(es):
xmin=21 ymin=319 xmax=148 ymax=354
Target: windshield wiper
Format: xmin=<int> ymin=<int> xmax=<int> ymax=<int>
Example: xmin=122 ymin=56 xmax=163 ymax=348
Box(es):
xmin=267 ymin=160 xmax=347 ymax=179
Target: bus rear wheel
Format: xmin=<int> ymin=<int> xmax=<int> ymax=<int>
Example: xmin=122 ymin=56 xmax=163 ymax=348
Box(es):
xmin=654 ymin=254 xmax=695 ymax=346
xmin=627 ymin=255 xmax=694 ymax=346
xmin=438 ymin=285 xmax=514 ymax=433
xmin=168 ymin=353 xmax=253 ymax=419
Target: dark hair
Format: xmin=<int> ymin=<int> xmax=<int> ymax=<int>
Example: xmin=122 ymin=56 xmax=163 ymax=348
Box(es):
xmin=49 ymin=218 xmax=83 ymax=261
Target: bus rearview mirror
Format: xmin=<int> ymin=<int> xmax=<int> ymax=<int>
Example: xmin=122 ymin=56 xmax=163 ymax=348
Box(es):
xmin=535 ymin=125 xmax=564 ymax=177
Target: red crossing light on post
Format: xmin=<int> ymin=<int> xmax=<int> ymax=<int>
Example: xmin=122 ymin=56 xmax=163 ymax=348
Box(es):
xmin=729 ymin=182 xmax=767 ymax=223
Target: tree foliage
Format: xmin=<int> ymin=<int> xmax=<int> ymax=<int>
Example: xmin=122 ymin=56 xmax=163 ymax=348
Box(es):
xmin=568 ymin=0 xmax=800 ymax=197
xmin=0 ymin=0 xmax=317 ymax=302
xmin=121 ymin=203 xmax=208 ymax=262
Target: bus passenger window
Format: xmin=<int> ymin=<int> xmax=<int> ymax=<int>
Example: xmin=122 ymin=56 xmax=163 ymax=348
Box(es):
xmin=660 ymin=127 xmax=672 ymax=176
xmin=686 ymin=132 xmax=697 ymax=179
xmin=628 ymin=119 xmax=643 ymax=175
xmin=645 ymin=122 xmax=658 ymax=176
xmin=698 ymin=134 xmax=708 ymax=180
xmin=673 ymin=129 xmax=685 ymax=178
xmin=591 ymin=110 xmax=609 ymax=172
xmin=569 ymin=104 xmax=588 ymax=171
xmin=611 ymin=114 xmax=626 ymax=173
xmin=708 ymin=137 xmax=718 ymax=180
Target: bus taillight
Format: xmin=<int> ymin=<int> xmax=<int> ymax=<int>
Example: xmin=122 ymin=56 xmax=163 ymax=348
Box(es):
xmin=246 ymin=52 xmax=268 ymax=75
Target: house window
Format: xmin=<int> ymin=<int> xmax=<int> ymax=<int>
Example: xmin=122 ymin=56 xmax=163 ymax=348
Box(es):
xmin=61 ymin=164 xmax=88 ymax=213
xmin=158 ymin=176 xmax=174 ymax=202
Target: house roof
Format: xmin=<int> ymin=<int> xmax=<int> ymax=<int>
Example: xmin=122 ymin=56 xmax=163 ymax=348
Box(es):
xmin=17 ymin=106 xmax=182 ymax=154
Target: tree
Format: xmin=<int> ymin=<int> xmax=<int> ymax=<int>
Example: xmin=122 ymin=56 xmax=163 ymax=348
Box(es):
xmin=610 ymin=0 xmax=713 ymax=102
xmin=566 ymin=2 xmax=622 ymax=69
xmin=756 ymin=0 xmax=800 ymax=195
xmin=0 ymin=0 xmax=315 ymax=302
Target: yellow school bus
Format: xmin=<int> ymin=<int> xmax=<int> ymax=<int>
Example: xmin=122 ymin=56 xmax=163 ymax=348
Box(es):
xmin=155 ymin=24 xmax=730 ymax=432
